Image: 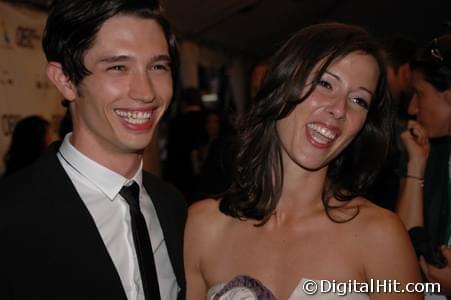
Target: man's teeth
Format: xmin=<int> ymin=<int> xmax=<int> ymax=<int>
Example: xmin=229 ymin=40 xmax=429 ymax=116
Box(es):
xmin=115 ymin=110 xmax=152 ymax=124
xmin=307 ymin=123 xmax=337 ymax=139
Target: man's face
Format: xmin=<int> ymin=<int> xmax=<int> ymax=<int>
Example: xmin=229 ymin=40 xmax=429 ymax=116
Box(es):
xmin=386 ymin=63 xmax=412 ymax=101
xmin=70 ymin=15 xmax=173 ymax=159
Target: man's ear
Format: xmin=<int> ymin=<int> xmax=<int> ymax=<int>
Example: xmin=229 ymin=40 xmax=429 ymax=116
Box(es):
xmin=444 ymin=89 xmax=451 ymax=105
xmin=398 ymin=63 xmax=412 ymax=84
xmin=46 ymin=62 xmax=77 ymax=101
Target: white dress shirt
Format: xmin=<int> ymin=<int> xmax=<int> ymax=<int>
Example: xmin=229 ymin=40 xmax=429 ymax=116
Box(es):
xmin=57 ymin=134 xmax=178 ymax=300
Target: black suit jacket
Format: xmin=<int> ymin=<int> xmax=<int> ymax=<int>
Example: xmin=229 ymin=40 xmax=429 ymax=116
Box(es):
xmin=0 ymin=144 xmax=187 ymax=300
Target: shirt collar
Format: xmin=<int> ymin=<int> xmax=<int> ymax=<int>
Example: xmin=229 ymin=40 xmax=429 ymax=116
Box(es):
xmin=59 ymin=133 xmax=144 ymax=201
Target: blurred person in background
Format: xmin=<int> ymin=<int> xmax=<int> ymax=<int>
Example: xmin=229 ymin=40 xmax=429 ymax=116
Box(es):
xmin=366 ymin=37 xmax=417 ymax=210
xmin=396 ymin=34 xmax=451 ymax=299
xmin=197 ymin=110 xmax=235 ymax=201
xmin=384 ymin=37 xmax=417 ymax=120
xmin=166 ymin=87 xmax=208 ymax=204
xmin=3 ymin=115 xmax=54 ymax=177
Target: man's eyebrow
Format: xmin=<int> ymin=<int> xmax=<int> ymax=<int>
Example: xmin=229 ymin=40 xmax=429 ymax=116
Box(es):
xmin=150 ymin=54 xmax=171 ymax=64
xmin=97 ymin=54 xmax=171 ymax=64
xmin=97 ymin=55 xmax=131 ymax=63
xmin=324 ymin=70 xmax=374 ymax=96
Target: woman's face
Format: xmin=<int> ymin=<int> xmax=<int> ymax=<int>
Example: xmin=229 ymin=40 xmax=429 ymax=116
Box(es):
xmin=276 ymin=51 xmax=379 ymax=172
xmin=408 ymin=70 xmax=451 ymax=138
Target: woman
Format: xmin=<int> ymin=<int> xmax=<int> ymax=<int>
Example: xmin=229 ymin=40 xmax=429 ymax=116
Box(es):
xmin=396 ymin=34 xmax=451 ymax=298
xmin=185 ymin=23 xmax=421 ymax=299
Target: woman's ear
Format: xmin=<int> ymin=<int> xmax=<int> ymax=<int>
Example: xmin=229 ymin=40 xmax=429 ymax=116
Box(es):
xmin=46 ymin=62 xmax=77 ymax=101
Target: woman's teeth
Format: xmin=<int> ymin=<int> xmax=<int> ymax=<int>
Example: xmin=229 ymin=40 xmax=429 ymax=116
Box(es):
xmin=307 ymin=123 xmax=337 ymax=140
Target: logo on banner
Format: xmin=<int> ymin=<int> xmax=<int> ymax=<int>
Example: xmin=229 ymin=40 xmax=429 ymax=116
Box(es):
xmin=0 ymin=70 xmax=14 ymax=87
xmin=1 ymin=114 xmax=21 ymax=137
xmin=35 ymin=77 xmax=52 ymax=90
xmin=0 ymin=18 xmax=12 ymax=49
xmin=16 ymin=26 xmax=40 ymax=49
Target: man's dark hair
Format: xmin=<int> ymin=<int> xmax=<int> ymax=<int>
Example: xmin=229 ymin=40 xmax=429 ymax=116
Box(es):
xmin=42 ymin=0 xmax=178 ymax=86
xmin=383 ymin=37 xmax=416 ymax=72
xmin=411 ymin=34 xmax=451 ymax=92
xmin=220 ymin=22 xmax=392 ymax=223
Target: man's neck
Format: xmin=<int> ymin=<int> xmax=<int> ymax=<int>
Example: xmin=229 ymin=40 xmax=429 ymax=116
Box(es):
xmin=69 ymin=134 xmax=143 ymax=178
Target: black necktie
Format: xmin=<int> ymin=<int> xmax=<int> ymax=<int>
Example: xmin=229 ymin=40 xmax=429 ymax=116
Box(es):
xmin=120 ymin=182 xmax=161 ymax=300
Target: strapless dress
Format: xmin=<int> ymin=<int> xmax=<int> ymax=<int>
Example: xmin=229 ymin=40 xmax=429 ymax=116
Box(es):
xmin=207 ymin=275 xmax=369 ymax=300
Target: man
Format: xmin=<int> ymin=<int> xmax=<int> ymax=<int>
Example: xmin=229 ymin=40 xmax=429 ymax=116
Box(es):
xmin=0 ymin=1 xmax=186 ymax=299
xmin=366 ymin=37 xmax=416 ymax=210
xmin=383 ymin=37 xmax=416 ymax=119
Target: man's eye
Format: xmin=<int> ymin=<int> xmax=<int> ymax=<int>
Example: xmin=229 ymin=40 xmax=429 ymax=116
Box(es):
xmin=107 ymin=65 xmax=126 ymax=71
xmin=152 ymin=63 xmax=171 ymax=71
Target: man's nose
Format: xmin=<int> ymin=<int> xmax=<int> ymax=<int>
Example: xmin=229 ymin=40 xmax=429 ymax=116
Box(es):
xmin=129 ymin=72 xmax=156 ymax=103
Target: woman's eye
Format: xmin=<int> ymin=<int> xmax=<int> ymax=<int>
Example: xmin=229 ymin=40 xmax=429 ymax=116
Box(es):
xmin=351 ymin=97 xmax=370 ymax=110
xmin=318 ymin=79 xmax=332 ymax=90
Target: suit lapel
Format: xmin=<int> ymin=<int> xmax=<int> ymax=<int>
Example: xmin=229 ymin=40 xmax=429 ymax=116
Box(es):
xmin=142 ymin=173 xmax=185 ymax=292
xmin=32 ymin=144 xmax=127 ymax=298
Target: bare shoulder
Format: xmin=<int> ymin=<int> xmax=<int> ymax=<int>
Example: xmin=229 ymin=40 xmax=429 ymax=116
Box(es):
xmin=185 ymin=198 xmax=231 ymax=246
xmin=188 ymin=198 xmax=223 ymax=219
xmin=351 ymin=197 xmax=407 ymax=240
xmin=187 ymin=198 xmax=227 ymax=229
xmin=350 ymin=198 xmax=421 ymax=285
xmin=332 ymin=197 xmax=405 ymax=239
xmin=184 ymin=199 xmax=231 ymax=297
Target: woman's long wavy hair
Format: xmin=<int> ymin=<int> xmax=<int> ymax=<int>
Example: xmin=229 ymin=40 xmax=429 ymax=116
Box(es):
xmin=220 ymin=22 xmax=393 ymax=224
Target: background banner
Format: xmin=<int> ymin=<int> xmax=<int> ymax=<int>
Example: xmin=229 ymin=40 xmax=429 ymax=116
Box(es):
xmin=0 ymin=2 xmax=63 ymax=173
